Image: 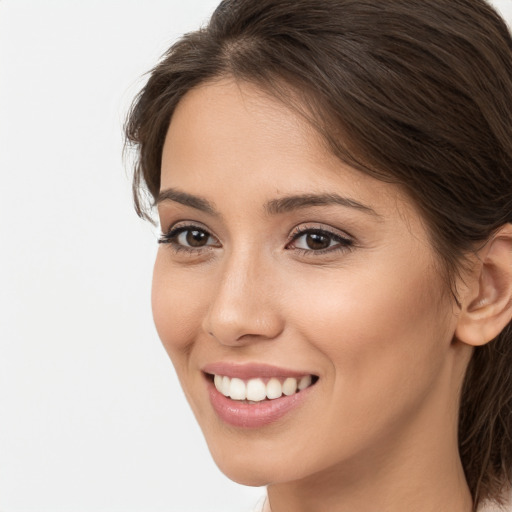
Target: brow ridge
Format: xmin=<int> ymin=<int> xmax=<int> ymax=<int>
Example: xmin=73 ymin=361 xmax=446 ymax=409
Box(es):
xmin=157 ymin=188 xmax=378 ymax=217
xmin=156 ymin=188 xmax=217 ymax=215
xmin=265 ymin=193 xmax=378 ymax=216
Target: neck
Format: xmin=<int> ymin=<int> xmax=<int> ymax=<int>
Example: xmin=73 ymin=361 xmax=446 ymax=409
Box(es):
xmin=267 ymin=451 xmax=472 ymax=512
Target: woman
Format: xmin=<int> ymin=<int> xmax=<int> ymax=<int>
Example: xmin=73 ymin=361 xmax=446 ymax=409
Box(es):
xmin=124 ymin=1 xmax=512 ymax=510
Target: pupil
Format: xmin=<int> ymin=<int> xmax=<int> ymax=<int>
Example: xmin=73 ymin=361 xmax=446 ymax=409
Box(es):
xmin=186 ymin=230 xmax=208 ymax=247
xmin=306 ymin=233 xmax=330 ymax=250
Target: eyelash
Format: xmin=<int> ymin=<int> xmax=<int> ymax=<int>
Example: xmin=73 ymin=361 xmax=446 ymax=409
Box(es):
xmin=287 ymin=225 xmax=354 ymax=255
xmin=158 ymin=224 xmax=219 ymax=254
xmin=158 ymin=223 xmax=354 ymax=256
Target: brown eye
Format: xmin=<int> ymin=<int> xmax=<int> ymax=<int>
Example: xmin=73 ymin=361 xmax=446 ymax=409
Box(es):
xmin=288 ymin=227 xmax=353 ymax=254
xmin=158 ymin=225 xmax=219 ymax=250
xmin=305 ymin=233 xmax=331 ymax=250
xmin=186 ymin=229 xmax=209 ymax=247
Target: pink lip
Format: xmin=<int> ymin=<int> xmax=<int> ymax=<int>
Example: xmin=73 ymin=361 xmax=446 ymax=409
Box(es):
xmin=202 ymin=362 xmax=311 ymax=380
xmin=207 ymin=383 xmax=312 ymax=428
xmin=202 ymin=362 xmax=317 ymax=428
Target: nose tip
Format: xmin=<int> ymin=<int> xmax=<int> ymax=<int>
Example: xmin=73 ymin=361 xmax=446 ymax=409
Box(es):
xmin=204 ymin=301 xmax=284 ymax=346
xmin=202 ymin=260 xmax=284 ymax=346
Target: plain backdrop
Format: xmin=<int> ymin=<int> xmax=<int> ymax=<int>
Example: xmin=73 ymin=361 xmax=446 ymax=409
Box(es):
xmin=1 ymin=1 xmax=511 ymax=511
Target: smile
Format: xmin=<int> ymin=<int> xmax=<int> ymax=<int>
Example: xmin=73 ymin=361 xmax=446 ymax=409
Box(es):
xmin=202 ymin=364 xmax=319 ymax=428
xmin=213 ymin=374 xmax=315 ymax=402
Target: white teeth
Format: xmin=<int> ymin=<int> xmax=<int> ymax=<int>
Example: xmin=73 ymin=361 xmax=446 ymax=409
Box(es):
xmin=229 ymin=378 xmax=246 ymax=400
xmin=247 ymin=378 xmax=267 ymax=402
xmin=266 ymin=378 xmax=283 ymax=399
xmin=221 ymin=376 xmax=230 ymax=397
xmin=212 ymin=374 xmax=315 ymax=401
xmin=298 ymin=375 xmax=312 ymax=390
xmin=282 ymin=377 xmax=298 ymax=396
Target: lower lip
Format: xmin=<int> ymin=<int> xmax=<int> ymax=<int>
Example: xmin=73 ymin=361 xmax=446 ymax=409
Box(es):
xmin=206 ymin=377 xmax=314 ymax=428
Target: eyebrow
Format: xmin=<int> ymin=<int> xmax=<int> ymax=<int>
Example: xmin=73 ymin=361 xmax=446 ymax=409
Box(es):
xmin=156 ymin=188 xmax=379 ymax=217
xmin=156 ymin=188 xmax=217 ymax=215
xmin=265 ymin=193 xmax=379 ymax=216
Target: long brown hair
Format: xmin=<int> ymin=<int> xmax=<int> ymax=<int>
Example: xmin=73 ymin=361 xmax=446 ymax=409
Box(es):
xmin=124 ymin=0 xmax=512 ymax=507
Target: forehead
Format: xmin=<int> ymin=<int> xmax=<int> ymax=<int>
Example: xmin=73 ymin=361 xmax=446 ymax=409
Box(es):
xmin=163 ymin=78 xmax=318 ymax=176
xmin=161 ymin=78 xmax=415 ymax=222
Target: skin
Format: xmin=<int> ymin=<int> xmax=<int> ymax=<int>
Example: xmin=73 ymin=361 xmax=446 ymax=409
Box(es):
xmin=152 ymin=79 xmax=478 ymax=512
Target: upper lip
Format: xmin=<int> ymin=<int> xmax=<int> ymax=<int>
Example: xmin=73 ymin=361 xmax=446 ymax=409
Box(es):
xmin=202 ymin=362 xmax=314 ymax=380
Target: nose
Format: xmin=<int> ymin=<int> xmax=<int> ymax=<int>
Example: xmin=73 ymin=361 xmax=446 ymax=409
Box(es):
xmin=202 ymin=249 xmax=284 ymax=346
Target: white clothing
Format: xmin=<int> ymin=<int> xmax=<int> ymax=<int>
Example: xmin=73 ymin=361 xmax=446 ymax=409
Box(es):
xmin=480 ymin=499 xmax=512 ymax=512
xmin=251 ymin=494 xmax=512 ymax=512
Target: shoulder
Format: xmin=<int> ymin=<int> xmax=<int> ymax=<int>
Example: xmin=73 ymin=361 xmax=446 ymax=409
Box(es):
xmin=249 ymin=496 xmax=270 ymax=512
xmin=479 ymin=505 xmax=511 ymax=512
xmin=478 ymin=493 xmax=512 ymax=512
xmin=251 ymin=493 xmax=512 ymax=512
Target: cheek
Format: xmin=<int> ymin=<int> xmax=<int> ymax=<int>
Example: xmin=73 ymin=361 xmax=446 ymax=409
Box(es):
xmin=287 ymin=258 xmax=453 ymax=421
xmin=151 ymin=252 xmax=208 ymax=359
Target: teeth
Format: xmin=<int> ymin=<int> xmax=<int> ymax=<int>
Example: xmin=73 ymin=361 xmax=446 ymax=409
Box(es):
xmin=247 ymin=378 xmax=267 ymax=402
xmin=298 ymin=375 xmax=312 ymax=390
xmin=229 ymin=378 xmax=246 ymax=400
xmin=221 ymin=376 xmax=230 ymax=397
xmin=266 ymin=378 xmax=282 ymax=399
xmin=212 ymin=374 xmax=315 ymax=401
xmin=282 ymin=377 xmax=298 ymax=396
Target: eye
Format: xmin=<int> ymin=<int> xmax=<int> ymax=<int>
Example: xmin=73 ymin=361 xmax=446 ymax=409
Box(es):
xmin=158 ymin=224 xmax=220 ymax=251
xmin=175 ymin=228 xmax=211 ymax=248
xmin=287 ymin=225 xmax=353 ymax=254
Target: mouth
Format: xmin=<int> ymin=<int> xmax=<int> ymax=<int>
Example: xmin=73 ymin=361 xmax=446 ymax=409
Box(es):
xmin=202 ymin=364 xmax=319 ymax=428
xmin=207 ymin=373 xmax=319 ymax=402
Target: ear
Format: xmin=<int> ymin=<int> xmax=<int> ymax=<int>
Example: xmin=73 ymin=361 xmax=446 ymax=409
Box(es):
xmin=455 ymin=223 xmax=512 ymax=347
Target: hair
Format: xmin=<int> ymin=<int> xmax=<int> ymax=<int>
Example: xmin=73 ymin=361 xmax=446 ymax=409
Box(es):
xmin=124 ymin=0 xmax=512 ymax=508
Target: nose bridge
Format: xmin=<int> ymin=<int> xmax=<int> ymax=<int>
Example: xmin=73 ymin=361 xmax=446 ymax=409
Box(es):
xmin=203 ymin=245 xmax=283 ymax=345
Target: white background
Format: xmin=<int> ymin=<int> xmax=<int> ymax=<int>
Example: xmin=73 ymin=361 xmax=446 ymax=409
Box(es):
xmin=1 ymin=1 xmax=511 ymax=511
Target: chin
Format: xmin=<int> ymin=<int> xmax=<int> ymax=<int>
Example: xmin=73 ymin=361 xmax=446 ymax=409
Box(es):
xmin=205 ymin=435 xmax=316 ymax=487
xmin=219 ymin=466 xmax=272 ymax=487
xmin=216 ymin=461 xmax=294 ymax=488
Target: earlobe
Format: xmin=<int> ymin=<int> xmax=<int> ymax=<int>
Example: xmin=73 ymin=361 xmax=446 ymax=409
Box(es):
xmin=455 ymin=223 xmax=512 ymax=347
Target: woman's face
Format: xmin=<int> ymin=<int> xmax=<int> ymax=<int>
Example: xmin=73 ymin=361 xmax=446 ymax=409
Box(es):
xmin=153 ymin=79 xmax=463 ymax=486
